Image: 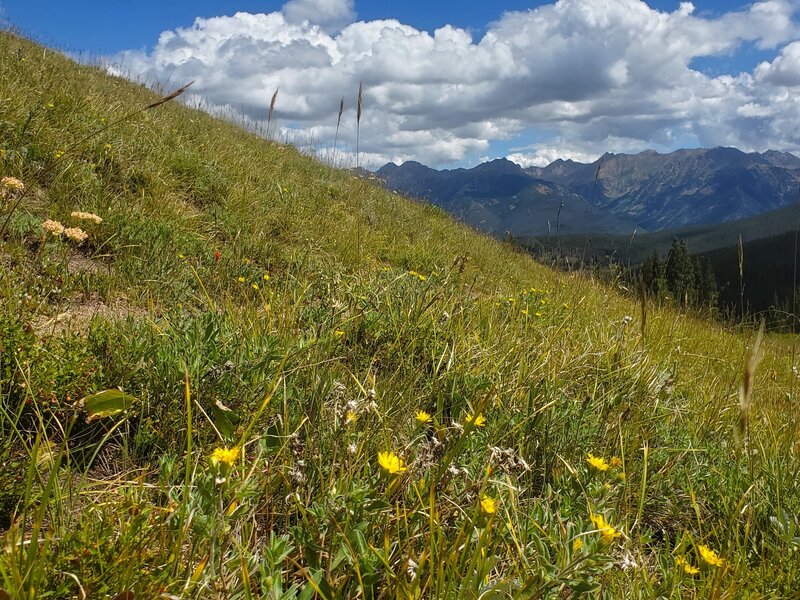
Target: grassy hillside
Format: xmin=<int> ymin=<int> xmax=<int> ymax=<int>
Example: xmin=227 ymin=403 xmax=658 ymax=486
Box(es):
xmin=2 ymin=33 xmax=800 ymax=598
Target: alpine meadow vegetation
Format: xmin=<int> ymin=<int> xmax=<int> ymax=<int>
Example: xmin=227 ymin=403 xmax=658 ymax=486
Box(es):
xmin=2 ymin=32 xmax=800 ymax=598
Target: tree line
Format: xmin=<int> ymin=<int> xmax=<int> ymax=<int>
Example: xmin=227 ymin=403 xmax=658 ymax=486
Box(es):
xmin=639 ymin=239 xmax=718 ymax=310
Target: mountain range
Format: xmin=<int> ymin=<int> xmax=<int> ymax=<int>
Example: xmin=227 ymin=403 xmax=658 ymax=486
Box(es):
xmin=376 ymin=159 xmax=637 ymax=236
xmin=376 ymin=147 xmax=800 ymax=236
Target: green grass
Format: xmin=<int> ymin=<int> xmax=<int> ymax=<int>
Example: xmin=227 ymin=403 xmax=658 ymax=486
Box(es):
xmin=2 ymin=32 xmax=800 ymax=598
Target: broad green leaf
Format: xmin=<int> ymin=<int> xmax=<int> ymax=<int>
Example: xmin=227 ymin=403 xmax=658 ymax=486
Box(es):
xmin=82 ymin=389 xmax=138 ymax=422
xmin=209 ymin=398 xmax=240 ymax=439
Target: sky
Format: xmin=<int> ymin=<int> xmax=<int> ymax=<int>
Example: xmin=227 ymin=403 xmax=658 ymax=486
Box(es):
xmin=3 ymin=0 xmax=800 ymax=168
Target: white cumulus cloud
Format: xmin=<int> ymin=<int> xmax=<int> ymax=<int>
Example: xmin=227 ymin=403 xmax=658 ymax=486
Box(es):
xmin=111 ymin=0 xmax=800 ymax=167
xmin=507 ymin=148 xmax=601 ymax=168
xmin=755 ymin=40 xmax=800 ymax=86
xmin=283 ymin=0 xmax=355 ymax=33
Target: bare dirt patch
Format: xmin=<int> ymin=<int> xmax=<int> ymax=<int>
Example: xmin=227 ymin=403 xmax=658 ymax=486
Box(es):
xmin=32 ymin=293 xmax=145 ymax=337
xmin=66 ymin=252 xmax=105 ymax=275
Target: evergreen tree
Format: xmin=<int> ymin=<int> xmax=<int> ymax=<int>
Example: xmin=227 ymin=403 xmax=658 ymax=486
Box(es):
xmin=697 ymin=255 xmax=718 ymax=309
xmin=641 ymin=250 xmax=666 ymax=299
xmin=666 ymin=239 xmax=694 ymax=306
xmin=641 ymin=252 xmax=656 ymax=292
xmin=692 ymin=255 xmax=703 ymax=307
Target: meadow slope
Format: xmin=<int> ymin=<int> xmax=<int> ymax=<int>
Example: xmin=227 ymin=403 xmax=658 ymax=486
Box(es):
xmin=1 ymin=33 xmax=799 ymax=598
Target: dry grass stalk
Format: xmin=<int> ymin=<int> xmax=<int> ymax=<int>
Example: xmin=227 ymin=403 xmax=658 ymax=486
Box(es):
xmin=639 ymin=274 xmax=648 ymax=345
xmin=332 ymin=96 xmax=344 ymax=167
xmin=738 ymin=235 xmax=745 ymax=321
xmin=144 ymin=80 xmax=194 ymax=110
xmin=356 ymin=81 xmax=364 ymax=261
xmin=356 ymin=81 xmax=363 ymax=169
xmin=736 ymin=320 xmax=764 ymax=452
xmin=267 ymin=87 xmax=279 ymax=136
xmin=593 ymin=154 xmax=605 ymax=189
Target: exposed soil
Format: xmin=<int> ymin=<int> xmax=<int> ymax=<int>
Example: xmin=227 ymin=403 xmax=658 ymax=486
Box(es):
xmin=32 ymin=293 xmax=144 ymax=337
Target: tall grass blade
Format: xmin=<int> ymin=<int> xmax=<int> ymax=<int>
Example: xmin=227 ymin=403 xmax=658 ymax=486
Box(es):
xmin=267 ymin=87 xmax=279 ymax=138
xmin=332 ymin=96 xmax=344 ymax=168
xmin=738 ymin=235 xmax=745 ymax=322
xmin=356 ymin=81 xmax=363 ymax=169
xmin=735 ymin=320 xmax=764 ymax=453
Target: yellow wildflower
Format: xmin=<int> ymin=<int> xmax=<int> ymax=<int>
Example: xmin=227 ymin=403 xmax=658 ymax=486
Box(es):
xmin=676 ymin=556 xmax=700 ymax=575
xmin=573 ymin=537 xmax=584 ymax=551
xmin=415 ymin=410 xmax=433 ymax=424
xmin=211 ymin=446 xmax=240 ymax=467
xmin=465 ymin=413 xmax=486 ymax=428
xmin=610 ymin=456 xmax=623 ymax=468
xmin=587 ymin=452 xmax=610 ymax=472
xmin=480 ymin=495 xmax=497 ymax=515
xmin=70 ymin=210 xmax=103 ymax=224
xmin=345 ymin=410 xmax=358 ymax=424
xmin=589 ymin=512 xmax=622 ymax=543
xmin=535 ymin=312 xmax=543 ymax=317
xmin=237 ymin=276 xmax=245 ymax=283
xmin=263 ymin=273 xmax=270 ymax=281
xmin=252 ymin=283 xmax=259 ymax=290
xmin=334 ymin=329 xmax=345 ymax=337
xmin=42 ymin=219 xmax=64 ymax=236
xmin=377 ymin=451 xmax=407 ymax=475
xmin=698 ymin=544 xmax=724 ymax=567
xmin=63 ymin=227 xmax=88 ymax=243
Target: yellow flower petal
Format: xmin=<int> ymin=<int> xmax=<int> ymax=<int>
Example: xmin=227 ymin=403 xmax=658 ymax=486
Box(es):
xmin=587 ymin=452 xmax=610 ymax=471
xmin=698 ymin=544 xmax=724 ymax=567
xmin=480 ymin=495 xmax=497 ymax=515
xmin=415 ymin=410 xmax=432 ymax=424
xmin=377 ymin=451 xmax=407 ymax=475
xmin=589 ymin=512 xmax=621 ymax=543
xmin=465 ymin=413 xmax=486 ymax=427
xmin=211 ymin=446 xmax=241 ymax=467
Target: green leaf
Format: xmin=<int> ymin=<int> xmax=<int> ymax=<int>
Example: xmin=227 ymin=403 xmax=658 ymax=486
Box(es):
xmin=297 ymin=568 xmax=330 ymax=600
xmin=209 ymin=398 xmax=240 ymax=439
xmin=82 ymin=389 xmax=138 ymax=422
xmin=347 ymin=528 xmax=368 ymax=556
xmin=260 ymin=421 xmax=283 ymax=454
xmin=568 ymin=578 xmax=599 ymax=593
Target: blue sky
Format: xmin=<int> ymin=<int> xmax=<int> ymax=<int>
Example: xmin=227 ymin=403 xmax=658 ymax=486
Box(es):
xmin=3 ymin=1 xmax=799 ymax=168
xmin=3 ymin=1 xmax=748 ymax=55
